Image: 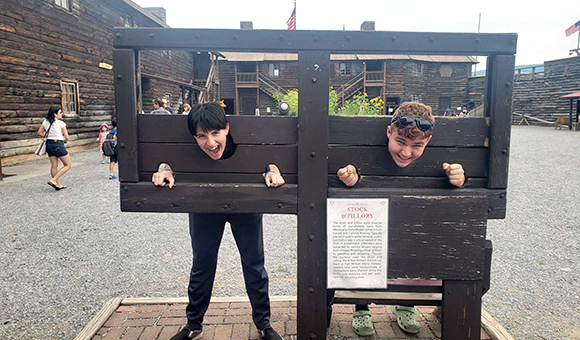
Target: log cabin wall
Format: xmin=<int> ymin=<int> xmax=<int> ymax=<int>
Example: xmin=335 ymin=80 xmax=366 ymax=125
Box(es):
xmin=218 ymin=62 xmax=236 ymax=100
xmin=140 ymin=49 xmax=195 ymax=114
xmin=510 ymin=56 xmax=580 ymax=124
xmin=419 ymin=62 xmax=471 ymax=115
xmin=330 ymin=60 xmax=364 ymax=87
xmin=0 ymin=0 xmax=194 ymax=162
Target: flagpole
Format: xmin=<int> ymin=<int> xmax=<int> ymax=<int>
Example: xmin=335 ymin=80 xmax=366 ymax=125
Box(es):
xmin=294 ymin=0 xmax=297 ymax=30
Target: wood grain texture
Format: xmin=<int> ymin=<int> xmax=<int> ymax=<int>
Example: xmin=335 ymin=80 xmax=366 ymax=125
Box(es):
xmin=297 ymin=50 xmax=330 ymax=340
xmin=138 ymin=114 xmax=298 ymax=144
xmin=120 ymin=182 xmax=297 ymax=214
xmin=330 ymin=116 xmax=489 ymax=147
xmin=113 ymin=49 xmax=139 ymax=182
xmin=113 ymin=28 xmax=517 ymax=55
xmin=73 ymin=298 xmax=122 ymax=340
xmin=486 ymin=55 xmax=515 ymax=189
xmin=138 ymin=144 xmax=297 ymax=174
xmin=329 ymin=146 xmax=488 ymax=177
xmin=442 ymin=280 xmax=482 ymax=340
xmin=329 ymin=190 xmax=488 ymax=279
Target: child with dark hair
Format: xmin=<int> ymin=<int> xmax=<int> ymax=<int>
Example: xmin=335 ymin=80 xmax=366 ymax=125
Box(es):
xmin=335 ymin=102 xmax=465 ymax=336
xmin=37 ymin=105 xmax=72 ymax=190
xmin=152 ymin=102 xmax=285 ymax=340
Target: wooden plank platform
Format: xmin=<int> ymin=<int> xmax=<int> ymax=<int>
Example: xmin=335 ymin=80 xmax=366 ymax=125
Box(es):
xmin=76 ymin=296 xmax=512 ymax=340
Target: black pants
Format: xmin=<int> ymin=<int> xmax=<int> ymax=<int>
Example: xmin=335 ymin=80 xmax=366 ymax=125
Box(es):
xmin=186 ymin=213 xmax=271 ymax=331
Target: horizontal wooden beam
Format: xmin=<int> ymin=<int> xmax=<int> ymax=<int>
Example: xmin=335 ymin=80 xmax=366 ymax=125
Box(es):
xmin=113 ymin=28 xmax=517 ymax=55
xmin=120 ymin=182 xmax=298 ymax=214
xmin=138 ymin=115 xmax=298 ymax=144
xmin=138 ymin=144 xmax=297 ymax=174
xmin=140 ymin=115 xmax=489 ymax=148
xmin=122 ymin=185 xmax=488 ymax=279
xmin=329 ymin=187 xmax=506 ymax=220
xmin=330 ymin=116 xmax=489 ymax=147
xmin=329 ymin=146 xmax=488 ymax=177
xmin=333 ymin=290 xmax=442 ymax=306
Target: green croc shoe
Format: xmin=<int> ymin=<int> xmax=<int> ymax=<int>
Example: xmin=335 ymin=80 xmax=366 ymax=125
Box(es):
xmin=352 ymin=310 xmax=375 ymax=337
xmin=390 ymin=305 xmax=420 ymax=334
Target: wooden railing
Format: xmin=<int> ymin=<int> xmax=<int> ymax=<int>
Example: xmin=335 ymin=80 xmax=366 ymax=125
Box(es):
xmin=337 ymin=72 xmax=364 ymax=102
xmin=198 ymin=63 xmax=217 ymax=103
xmin=365 ymin=70 xmax=384 ymax=82
xmin=236 ymin=72 xmax=258 ymax=85
xmin=515 ymin=66 xmax=544 ymax=81
xmin=258 ymin=73 xmax=287 ymax=97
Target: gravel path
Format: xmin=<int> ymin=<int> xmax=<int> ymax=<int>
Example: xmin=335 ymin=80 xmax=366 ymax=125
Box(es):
xmin=0 ymin=125 xmax=578 ymax=340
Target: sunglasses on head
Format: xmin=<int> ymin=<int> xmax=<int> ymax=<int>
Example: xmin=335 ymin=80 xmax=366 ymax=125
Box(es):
xmin=392 ymin=115 xmax=434 ymax=132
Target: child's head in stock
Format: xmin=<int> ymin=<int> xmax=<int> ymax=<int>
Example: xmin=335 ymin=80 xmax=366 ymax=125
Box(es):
xmin=387 ymin=102 xmax=435 ymax=168
xmin=187 ymin=102 xmax=230 ymax=160
xmin=99 ymin=123 xmax=110 ymax=132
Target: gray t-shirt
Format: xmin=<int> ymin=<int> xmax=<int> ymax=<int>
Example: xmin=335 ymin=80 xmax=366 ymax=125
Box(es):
xmin=150 ymin=108 xmax=170 ymax=115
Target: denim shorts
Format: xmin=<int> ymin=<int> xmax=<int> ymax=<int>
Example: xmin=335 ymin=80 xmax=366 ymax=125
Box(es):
xmin=46 ymin=140 xmax=68 ymax=158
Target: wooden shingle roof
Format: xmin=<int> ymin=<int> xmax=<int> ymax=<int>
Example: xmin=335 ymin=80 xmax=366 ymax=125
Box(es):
xmin=219 ymin=52 xmax=478 ymax=63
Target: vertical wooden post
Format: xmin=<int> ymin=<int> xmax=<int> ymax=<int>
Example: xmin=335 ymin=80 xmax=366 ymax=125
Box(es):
xmin=570 ymin=99 xmax=574 ymax=130
xmin=297 ymin=51 xmax=330 ymax=340
xmin=235 ymin=64 xmax=240 ymax=115
xmin=570 ymin=99 xmax=580 ymax=127
xmin=485 ymin=55 xmax=515 ymax=189
xmin=256 ymin=64 xmax=260 ymax=115
xmin=442 ymin=280 xmax=483 ymax=340
xmin=135 ymin=50 xmax=142 ymax=115
xmin=363 ymin=61 xmax=367 ymax=95
xmin=113 ymin=49 xmax=139 ymax=182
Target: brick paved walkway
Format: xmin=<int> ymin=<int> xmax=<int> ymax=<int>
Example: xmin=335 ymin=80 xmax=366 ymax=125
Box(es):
xmin=86 ymin=298 xmax=495 ymax=340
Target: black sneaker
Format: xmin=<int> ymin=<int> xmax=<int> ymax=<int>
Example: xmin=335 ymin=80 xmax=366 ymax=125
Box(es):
xmin=259 ymin=327 xmax=282 ymax=340
xmin=169 ymin=327 xmax=203 ymax=340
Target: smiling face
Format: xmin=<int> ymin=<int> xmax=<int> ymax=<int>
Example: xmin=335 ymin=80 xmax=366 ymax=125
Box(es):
xmin=194 ymin=123 xmax=230 ymax=160
xmin=386 ymin=125 xmax=431 ymax=168
xmin=55 ymin=109 xmax=63 ymax=120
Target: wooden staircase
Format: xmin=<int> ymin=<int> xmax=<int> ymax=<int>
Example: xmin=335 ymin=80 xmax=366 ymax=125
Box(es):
xmin=198 ymin=63 xmax=218 ymax=104
xmin=258 ymin=73 xmax=287 ymax=98
xmin=337 ymin=72 xmax=364 ymax=104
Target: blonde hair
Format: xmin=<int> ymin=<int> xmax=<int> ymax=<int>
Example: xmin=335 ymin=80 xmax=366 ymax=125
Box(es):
xmin=391 ymin=102 xmax=435 ymax=139
xmin=183 ymin=103 xmax=191 ymax=112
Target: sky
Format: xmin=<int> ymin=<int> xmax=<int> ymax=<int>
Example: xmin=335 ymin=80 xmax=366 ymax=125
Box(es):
xmin=132 ymin=0 xmax=580 ymax=69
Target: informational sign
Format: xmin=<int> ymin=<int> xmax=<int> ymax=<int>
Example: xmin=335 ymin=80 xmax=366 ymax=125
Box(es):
xmin=327 ymin=198 xmax=388 ymax=289
xmin=98 ymin=62 xmax=113 ymax=70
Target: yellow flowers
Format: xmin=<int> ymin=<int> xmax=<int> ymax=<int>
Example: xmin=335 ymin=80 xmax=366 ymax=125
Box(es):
xmin=370 ymin=97 xmax=384 ymax=104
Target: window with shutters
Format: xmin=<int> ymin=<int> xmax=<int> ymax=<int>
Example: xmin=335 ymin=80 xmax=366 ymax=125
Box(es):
xmin=61 ymin=80 xmax=79 ymax=115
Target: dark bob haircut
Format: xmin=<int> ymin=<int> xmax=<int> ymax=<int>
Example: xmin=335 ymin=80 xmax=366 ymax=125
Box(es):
xmin=187 ymin=102 xmax=228 ymax=135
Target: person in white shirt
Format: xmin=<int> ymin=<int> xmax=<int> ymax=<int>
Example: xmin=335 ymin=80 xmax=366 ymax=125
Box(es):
xmin=37 ymin=106 xmax=72 ymax=190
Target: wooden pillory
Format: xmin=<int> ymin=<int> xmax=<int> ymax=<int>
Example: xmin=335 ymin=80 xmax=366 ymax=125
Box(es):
xmin=113 ymin=28 xmax=516 ymax=339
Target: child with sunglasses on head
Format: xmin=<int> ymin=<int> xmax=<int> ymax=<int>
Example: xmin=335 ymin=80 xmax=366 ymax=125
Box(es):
xmin=335 ymin=102 xmax=466 ymax=336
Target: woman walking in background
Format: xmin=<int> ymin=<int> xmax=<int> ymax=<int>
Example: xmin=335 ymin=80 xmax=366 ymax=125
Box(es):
xmin=37 ymin=106 xmax=72 ymax=190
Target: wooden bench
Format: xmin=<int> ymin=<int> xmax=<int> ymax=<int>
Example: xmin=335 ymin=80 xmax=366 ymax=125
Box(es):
xmin=113 ymin=28 xmax=516 ymax=339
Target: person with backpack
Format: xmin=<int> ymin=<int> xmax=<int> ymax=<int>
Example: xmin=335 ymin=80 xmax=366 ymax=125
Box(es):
xmin=102 ymin=121 xmax=118 ymax=179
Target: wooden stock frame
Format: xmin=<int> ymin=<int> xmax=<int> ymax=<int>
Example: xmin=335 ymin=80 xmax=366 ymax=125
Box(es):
xmin=114 ymin=28 xmax=515 ymax=340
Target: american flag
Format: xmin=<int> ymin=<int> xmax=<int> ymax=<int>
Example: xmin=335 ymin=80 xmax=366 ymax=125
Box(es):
xmin=286 ymin=5 xmax=296 ymax=30
xmin=565 ymin=20 xmax=580 ymax=37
